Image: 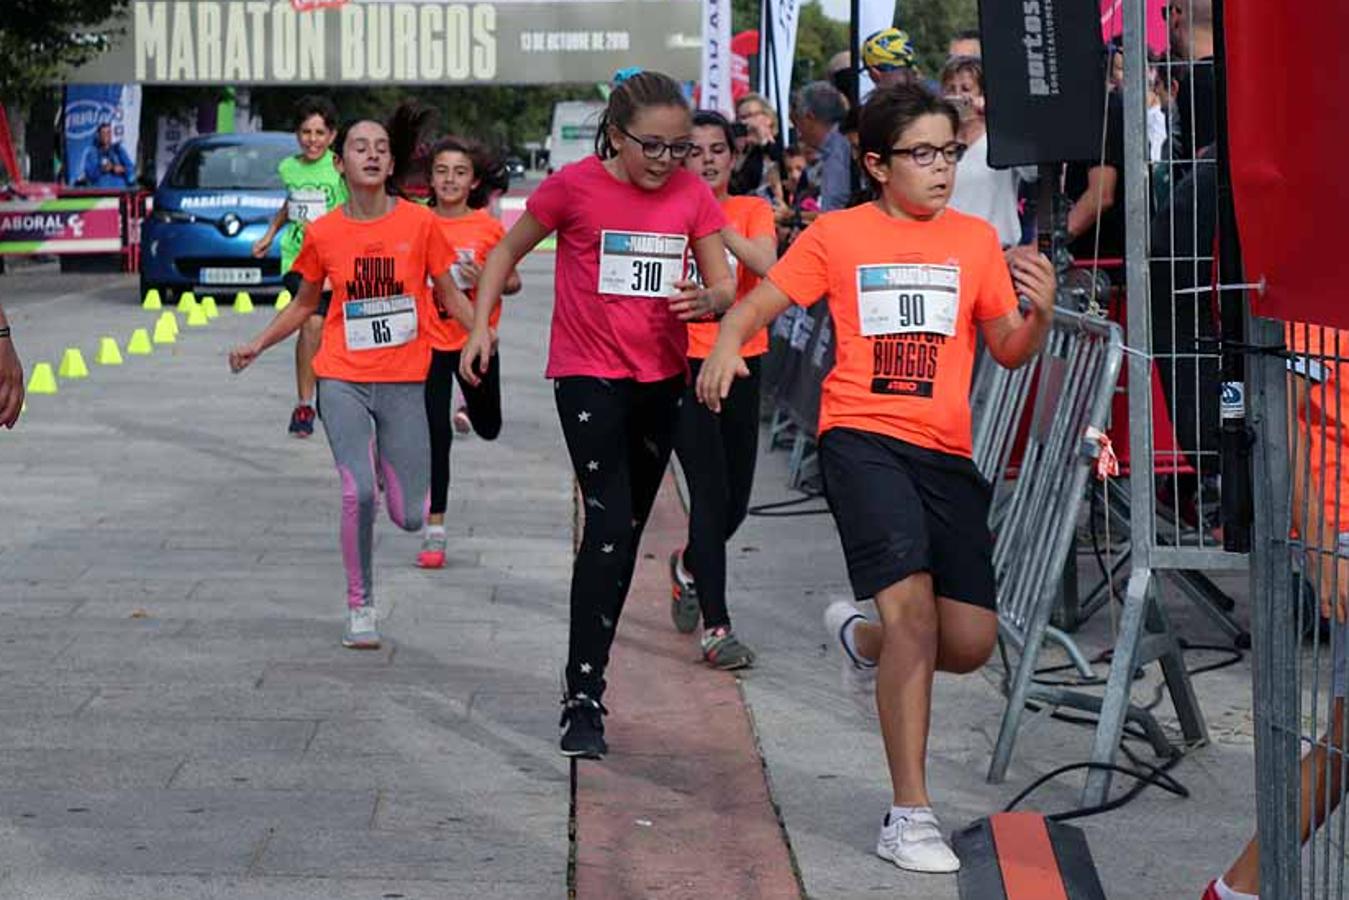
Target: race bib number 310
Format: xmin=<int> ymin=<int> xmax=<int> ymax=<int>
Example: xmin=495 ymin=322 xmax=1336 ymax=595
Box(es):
xmin=856 ymin=264 xmax=960 ymax=338
xmin=598 ymin=231 xmax=688 ymax=298
xmin=344 ymin=295 xmax=418 ymax=351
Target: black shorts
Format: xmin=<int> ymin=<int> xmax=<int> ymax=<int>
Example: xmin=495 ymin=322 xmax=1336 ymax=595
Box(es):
xmin=818 ymin=427 xmax=996 ymax=610
xmin=282 ymin=271 xmax=331 ymax=318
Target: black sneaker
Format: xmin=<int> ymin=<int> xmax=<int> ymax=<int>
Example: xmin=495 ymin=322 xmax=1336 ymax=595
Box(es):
xmin=288 ymin=403 xmax=316 ymax=438
xmin=669 ymin=549 xmax=700 ymax=634
xmin=559 ymin=695 xmax=608 ymax=759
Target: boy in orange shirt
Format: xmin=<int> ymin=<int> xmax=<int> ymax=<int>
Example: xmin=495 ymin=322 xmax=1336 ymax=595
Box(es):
xmin=699 ymin=84 xmax=1056 ymax=874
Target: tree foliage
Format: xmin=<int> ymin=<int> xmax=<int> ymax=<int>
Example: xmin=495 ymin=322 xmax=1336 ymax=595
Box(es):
xmin=0 ymin=0 xmax=128 ymax=106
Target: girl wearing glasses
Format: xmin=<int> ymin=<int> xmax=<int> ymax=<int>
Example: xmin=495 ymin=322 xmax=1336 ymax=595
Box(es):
xmin=460 ymin=69 xmax=736 ymax=760
xmin=668 ymin=110 xmax=777 ymax=670
xmin=698 ymin=84 xmax=1056 ymax=876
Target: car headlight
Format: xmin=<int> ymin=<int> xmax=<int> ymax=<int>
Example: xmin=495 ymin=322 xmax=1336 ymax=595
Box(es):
xmin=152 ymin=208 xmax=194 ymax=224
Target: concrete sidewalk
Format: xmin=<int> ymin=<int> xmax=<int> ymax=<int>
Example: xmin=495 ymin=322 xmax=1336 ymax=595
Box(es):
xmin=0 ymin=258 xmax=1260 ymax=899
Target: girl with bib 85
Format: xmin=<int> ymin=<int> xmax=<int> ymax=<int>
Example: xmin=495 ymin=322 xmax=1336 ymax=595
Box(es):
xmin=698 ymin=84 xmax=1057 ymax=876
xmin=230 ymin=110 xmax=474 ymax=652
xmin=460 ymin=70 xmax=737 ymax=760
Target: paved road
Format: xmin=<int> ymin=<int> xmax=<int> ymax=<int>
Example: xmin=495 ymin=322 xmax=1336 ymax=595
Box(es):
xmin=0 ymin=257 xmax=1261 ymax=899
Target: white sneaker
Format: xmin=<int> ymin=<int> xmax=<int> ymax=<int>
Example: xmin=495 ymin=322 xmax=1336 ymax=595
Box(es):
xmin=876 ymin=808 xmax=961 ymax=874
xmin=823 ymin=599 xmax=877 ymax=705
xmin=342 ymin=605 xmax=381 ymax=649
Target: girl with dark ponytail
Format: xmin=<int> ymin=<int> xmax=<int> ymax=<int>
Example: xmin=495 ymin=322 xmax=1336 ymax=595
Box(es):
xmin=230 ymin=110 xmax=474 ymax=653
xmin=459 ymin=69 xmax=738 ymax=760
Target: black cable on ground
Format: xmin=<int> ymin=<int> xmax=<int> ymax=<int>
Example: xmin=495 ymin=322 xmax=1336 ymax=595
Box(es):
xmin=747 ymin=493 xmax=831 ymax=518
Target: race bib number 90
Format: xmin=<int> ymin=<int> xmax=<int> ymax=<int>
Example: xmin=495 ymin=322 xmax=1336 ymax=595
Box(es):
xmin=598 ymin=231 xmax=688 ymax=298
xmin=855 ymin=264 xmax=960 ymax=338
xmin=343 ymin=295 xmax=418 ymax=351
xmin=287 ymin=188 xmax=328 ymax=224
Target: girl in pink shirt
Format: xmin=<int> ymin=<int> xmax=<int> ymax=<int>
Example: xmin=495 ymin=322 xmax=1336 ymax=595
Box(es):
xmin=462 ymin=70 xmax=736 ymax=759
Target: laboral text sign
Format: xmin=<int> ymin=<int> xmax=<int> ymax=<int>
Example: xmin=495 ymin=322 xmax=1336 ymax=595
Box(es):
xmin=68 ymin=0 xmax=702 ymax=86
xmin=0 ymin=198 xmax=123 ymax=255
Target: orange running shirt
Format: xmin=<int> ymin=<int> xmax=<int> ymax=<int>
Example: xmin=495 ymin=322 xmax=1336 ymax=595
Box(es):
xmin=423 ymin=208 xmax=508 ymax=352
xmin=294 ymin=199 xmax=453 ymax=383
xmin=1288 ymin=325 xmax=1349 ymax=535
xmin=687 ymin=195 xmax=776 ymax=359
xmin=767 ymin=203 xmax=1017 ymax=458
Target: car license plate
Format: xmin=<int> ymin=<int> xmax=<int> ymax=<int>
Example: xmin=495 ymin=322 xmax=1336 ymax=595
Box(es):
xmin=201 ymin=267 xmax=261 ymax=285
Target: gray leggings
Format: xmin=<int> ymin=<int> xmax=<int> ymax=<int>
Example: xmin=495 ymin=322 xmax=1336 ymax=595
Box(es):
xmin=317 ymin=379 xmax=429 ymax=608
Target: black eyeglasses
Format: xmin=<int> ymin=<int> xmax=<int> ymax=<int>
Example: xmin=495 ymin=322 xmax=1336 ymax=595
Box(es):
xmin=882 ymin=142 xmax=967 ymax=167
xmin=619 ymin=126 xmax=695 ymax=160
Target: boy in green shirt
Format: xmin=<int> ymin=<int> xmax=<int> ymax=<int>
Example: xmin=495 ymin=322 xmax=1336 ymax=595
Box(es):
xmin=252 ymin=95 xmax=347 ymax=438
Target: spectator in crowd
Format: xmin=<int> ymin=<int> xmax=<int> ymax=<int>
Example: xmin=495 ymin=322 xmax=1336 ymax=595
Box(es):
xmin=828 ymin=50 xmax=859 ymax=107
xmin=0 ymin=302 xmax=21 ymax=429
xmin=862 ymin=28 xmax=921 ymax=90
xmin=774 ymin=144 xmax=817 ymax=250
xmin=80 ymin=123 xmax=136 ymax=189
xmin=731 ymin=92 xmax=785 ymax=204
xmin=948 ymin=28 xmax=981 ymax=59
xmin=942 ymin=55 xmax=1033 ymax=248
xmin=1064 ymin=82 xmax=1125 ymax=261
xmin=790 ymin=81 xmax=851 ymax=212
xmin=1167 ymin=0 xmax=1216 ymax=160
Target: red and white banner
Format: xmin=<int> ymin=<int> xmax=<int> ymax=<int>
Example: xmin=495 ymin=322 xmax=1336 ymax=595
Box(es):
xmin=700 ymin=0 xmax=734 ymax=116
xmin=1227 ymin=0 xmax=1349 ymax=327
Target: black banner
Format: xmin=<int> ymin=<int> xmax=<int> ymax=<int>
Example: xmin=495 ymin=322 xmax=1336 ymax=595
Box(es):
xmin=979 ymin=0 xmax=1106 ymax=166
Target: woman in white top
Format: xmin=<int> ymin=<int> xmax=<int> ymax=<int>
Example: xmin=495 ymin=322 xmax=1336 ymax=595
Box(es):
xmin=941 ymin=56 xmax=1034 ymax=248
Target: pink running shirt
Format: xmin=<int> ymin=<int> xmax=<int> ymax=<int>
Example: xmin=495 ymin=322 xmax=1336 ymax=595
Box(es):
xmin=527 ymin=156 xmax=726 ymax=381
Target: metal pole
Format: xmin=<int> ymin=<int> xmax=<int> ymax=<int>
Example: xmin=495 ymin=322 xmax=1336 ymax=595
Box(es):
xmin=849 ymin=0 xmax=861 ymax=198
xmin=1083 ymin=0 xmax=1156 ymax=807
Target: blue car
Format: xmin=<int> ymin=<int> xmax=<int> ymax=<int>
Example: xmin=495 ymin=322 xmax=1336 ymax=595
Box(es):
xmin=141 ymin=132 xmax=295 ymax=301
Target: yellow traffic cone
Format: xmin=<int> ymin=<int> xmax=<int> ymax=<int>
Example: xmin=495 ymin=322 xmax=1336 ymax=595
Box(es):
xmin=142 ymin=288 xmax=162 ymax=310
xmin=234 ymin=291 xmax=255 ymax=313
xmin=201 ymin=295 xmax=220 ymax=319
xmin=186 ymin=304 xmax=209 ymax=327
xmin=127 ymin=328 xmax=153 ymax=355
xmin=153 ymin=314 xmax=177 ymax=344
xmin=158 ymin=310 xmax=179 ymax=336
xmin=275 ymin=289 xmax=292 ymax=311
xmin=96 ymin=337 xmax=124 ymax=365
xmin=58 ymin=347 xmax=90 ymax=379
xmin=27 ymin=363 xmax=57 ymax=395
xmin=177 ymin=291 xmax=198 ymax=312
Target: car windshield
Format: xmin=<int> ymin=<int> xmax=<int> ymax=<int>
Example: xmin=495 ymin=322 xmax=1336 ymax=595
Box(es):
xmin=168 ymin=142 xmax=291 ymax=190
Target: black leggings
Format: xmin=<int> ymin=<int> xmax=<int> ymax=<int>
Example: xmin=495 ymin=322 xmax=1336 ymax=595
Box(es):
xmin=424 ymin=348 xmax=503 ymax=516
xmin=555 ymin=374 xmax=683 ymax=700
xmin=673 ymin=356 xmax=761 ymax=629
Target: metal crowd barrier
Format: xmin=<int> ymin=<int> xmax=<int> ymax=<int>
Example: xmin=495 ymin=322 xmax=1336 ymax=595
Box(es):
xmin=971 ymin=306 xmax=1207 ymax=786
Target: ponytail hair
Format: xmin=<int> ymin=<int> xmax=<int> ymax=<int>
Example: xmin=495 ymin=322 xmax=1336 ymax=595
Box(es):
xmin=334 ymin=108 xmax=434 ymax=198
xmin=385 ymin=101 xmax=436 ymax=198
xmin=425 ymin=135 xmax=509 ymax=209
xmin=594 ymin=70 xmax=689 ymax=159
